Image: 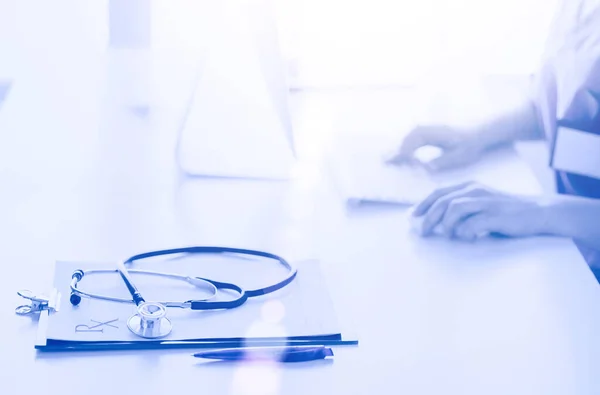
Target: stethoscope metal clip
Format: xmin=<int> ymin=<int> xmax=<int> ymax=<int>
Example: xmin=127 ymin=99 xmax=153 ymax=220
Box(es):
xmin=15 ymin=289 xmax=61 ymax=316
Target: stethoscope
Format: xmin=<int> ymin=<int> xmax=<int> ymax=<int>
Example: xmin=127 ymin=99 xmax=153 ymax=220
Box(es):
xmin=17 ymin=246 xmax=297 ymax=339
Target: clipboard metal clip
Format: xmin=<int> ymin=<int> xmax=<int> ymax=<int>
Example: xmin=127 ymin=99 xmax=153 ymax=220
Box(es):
xmin=15 ymin=289 xmax=61 ymax=315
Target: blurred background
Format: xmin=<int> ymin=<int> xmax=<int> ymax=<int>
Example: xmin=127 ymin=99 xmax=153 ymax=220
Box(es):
xmin=276 ymin=0 xmax=560 ymax=88
xmin=0 ymin=0 xmax=560 ymax=92
xmin=0 ymin=0 xmax=562 ymax=214
xmin=0 ymin=0 xmax=562 ymax=255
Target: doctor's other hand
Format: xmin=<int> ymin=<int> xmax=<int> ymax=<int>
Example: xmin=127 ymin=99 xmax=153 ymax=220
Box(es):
xmin=411 ymin=182 xmax=550 ymax=240
xmin=387 ymin=124 xmax=489 ymax=172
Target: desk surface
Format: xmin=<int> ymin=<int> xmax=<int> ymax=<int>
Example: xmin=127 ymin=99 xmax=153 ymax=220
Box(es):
xmin=2 ymin=71 xmax=600 ymax=395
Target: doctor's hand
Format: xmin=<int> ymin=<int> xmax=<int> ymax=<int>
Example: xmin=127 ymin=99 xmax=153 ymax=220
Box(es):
xmin=411 ymin=182 xmax=550 ymax=240
xmin=387 ymin=124 xmax=489 ymax=172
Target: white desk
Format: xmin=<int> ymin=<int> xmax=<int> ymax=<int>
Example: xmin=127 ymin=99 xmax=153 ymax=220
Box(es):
xmin=2 ymin=72 xmax=600 ymax=395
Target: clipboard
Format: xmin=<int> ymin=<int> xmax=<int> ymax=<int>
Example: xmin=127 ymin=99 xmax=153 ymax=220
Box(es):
xmin=26 ymin=257 xmax=358 ymax=352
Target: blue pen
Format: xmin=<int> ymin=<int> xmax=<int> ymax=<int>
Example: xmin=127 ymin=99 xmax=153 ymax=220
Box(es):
xmin=193 ymin=346 xmax=334 ymax=363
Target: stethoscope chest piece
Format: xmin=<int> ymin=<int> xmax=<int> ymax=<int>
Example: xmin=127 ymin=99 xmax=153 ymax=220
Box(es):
xmin=127 ymin=302 xmax=172 ymax=339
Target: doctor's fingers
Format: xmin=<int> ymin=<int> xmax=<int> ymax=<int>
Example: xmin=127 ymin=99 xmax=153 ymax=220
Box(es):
xmin=441 ymin=198 xmax=493 ymax=237
xmin=413 ymin=181 xmax=473 ymax=216
xmin=420 ymin=186 xmax=495 ymax=235
xmin=389 ymin=125 xmax=456 ymax=163
xmin=422 ymin=148 xmax=480 ymax=172
xmin=453 ymin=214 xmax=495 ymax=241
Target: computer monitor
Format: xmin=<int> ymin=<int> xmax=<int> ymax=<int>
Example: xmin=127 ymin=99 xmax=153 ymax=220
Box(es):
xmin=175 ymin=0 xmax=296 ymax=181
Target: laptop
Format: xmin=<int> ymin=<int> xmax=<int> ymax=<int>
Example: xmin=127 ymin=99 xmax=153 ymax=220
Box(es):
xmin=175 ymin=0 xmax=296 ymax=181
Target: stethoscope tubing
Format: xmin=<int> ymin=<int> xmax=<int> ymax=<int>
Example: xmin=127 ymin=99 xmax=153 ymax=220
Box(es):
xmin=69 ymin=246 xmax=297 ymax=311
xmin=122 ymin=246 xmax=298 ymax=299
xmin=70 ymin=269 xmax=219 ymax=308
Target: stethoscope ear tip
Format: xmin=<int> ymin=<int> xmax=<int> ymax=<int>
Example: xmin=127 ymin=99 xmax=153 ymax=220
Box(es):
xmin=69 ymin=292 xmax=82 ymax=306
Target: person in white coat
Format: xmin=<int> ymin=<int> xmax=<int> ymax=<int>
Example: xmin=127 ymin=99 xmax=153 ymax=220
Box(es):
xmin=390 ymin=0 xmax=600 ymax=280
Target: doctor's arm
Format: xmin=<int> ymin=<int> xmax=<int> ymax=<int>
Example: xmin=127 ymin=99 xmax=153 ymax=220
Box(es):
xmin=546 ymin=195 xmax=600 ymax=251
xmin=474 ymin=97 xmax=545 ymax=147
xmin=390 ymin=97 xmax=545 ymax=170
